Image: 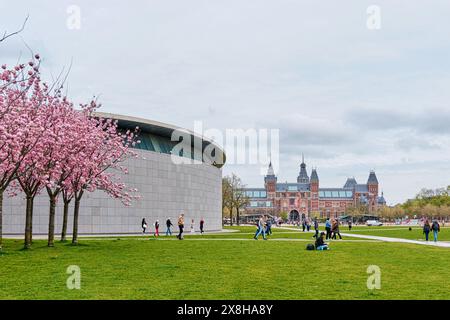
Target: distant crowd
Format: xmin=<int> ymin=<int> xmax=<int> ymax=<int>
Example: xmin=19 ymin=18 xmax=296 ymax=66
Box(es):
xmin=141 ymin=214 xmax=205 ymax=240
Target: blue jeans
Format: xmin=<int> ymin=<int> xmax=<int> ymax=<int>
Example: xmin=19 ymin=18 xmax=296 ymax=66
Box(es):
xmin=424 ymin=231 xmax=429 ymax=241
xmin=316 ymin=245 xmax=329 ymax=250
xmin=254 ymin=226 xmax=266 ymax=239
xmin=433 ymin=230 xmax=438 ymax=242
xmin=166 ymin=227 xmax=172 ymax=236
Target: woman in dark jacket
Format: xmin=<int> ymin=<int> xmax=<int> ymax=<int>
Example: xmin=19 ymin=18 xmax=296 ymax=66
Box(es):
xmin=315 ymin=232 xmax=329 ymax=250
xmin=423 ymin=219 xmax=431 ymax=241
xmin=331 ymin=219 xmax=342 ymax=240
xmin=141 ymin=218 xmax=147 ymax=234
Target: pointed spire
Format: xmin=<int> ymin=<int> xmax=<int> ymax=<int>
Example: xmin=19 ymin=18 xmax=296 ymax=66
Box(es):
xmin=344 ymin=177 xmax=357 ymax=189
xmin=310 ymin=168 xmax=319 ymax=182
xmin=297 ymin=154 xmax=309 ymax=183
xmin=367 ymin=170 xmax=379 ymax=184
xmin=267 ymin=161 xmax=275 ymax=176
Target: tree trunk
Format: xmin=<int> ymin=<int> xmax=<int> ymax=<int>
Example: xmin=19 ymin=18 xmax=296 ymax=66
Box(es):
xmin=47 ymin=195 xmax=56 ymax=247
xmin=0 ymin=190 xmax=3 ymax=251
xmin=24 ymin=196 xmax=33 ymax=249
xmin=30 ymin=198 xmax=34 ymax=244
xmin=237 ymin=207 xmax=240 ymax=226
xmin=72 ymin=192 xmax=83 ymax=245
xmin=61 ymin=200 xmax=70 ymax=242
xmin=229 ymin=206 xmax=233 ymax=226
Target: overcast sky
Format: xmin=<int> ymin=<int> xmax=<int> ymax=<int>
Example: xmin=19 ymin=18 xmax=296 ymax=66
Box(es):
xmin=2 ymin=0 xmax=450 ymax=204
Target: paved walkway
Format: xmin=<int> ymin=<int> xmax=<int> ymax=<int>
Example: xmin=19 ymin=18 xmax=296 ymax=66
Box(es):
xmin=2 ymin=229 xmax=237 ymax=240
xmin=280 ymin=227 xmax=450 ymax=248
xmin=147 ymin=238 xmax=379 ymax=242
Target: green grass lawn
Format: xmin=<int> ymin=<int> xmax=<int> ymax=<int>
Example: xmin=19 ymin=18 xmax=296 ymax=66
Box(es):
xmin=1 ymin=226 xmax=449 ymax=300
xmin=344 ymin=225 xmax=450 ymax=241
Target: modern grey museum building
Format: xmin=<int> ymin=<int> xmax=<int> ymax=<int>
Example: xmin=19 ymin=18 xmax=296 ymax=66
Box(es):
xmin=3 ymin=113 xmax=225 ymax=235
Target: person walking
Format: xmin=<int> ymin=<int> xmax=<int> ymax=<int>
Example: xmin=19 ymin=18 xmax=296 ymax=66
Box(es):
xmin=332 ymin=218 xmax=342 ymax=240
xmin=141 ymin=218 xmax=148 ymax=234
xmin=166 ymin=218 xmax=173 ymax=236
xmin=423 ymin=219 xmax=431 ymax=241
xmin=200 ymin=218 xmax=205 ymax=234
xmin=325 ymin=218 xmax=332 ymax=240
xmin=348 ymin=220 xmax=352 ymax=231
xmin=154 ymin=220 xmax=160 ymax=238
xmin=431 ymin=220 xmax=440 ymax=242
xmin=313 ymin=218 xmax=319 ymax=238
xmin=190 ymin=219 xmax=195 ymax=234
xmin=306 ymin=219 xmax=311 ymax=232
xmin=302 ymin=219 xmax=306 ymax=232
xmin=254 ymin=215 xmax=267 ymax=240
xmin=266 ymin=219 xmax=273 ymax=236
xmin=177 ymin=213 xmax=185 ymax=240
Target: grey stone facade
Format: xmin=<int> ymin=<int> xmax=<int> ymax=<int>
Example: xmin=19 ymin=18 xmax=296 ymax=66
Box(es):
xmin=3 ymin=149 xmax=222 ymax=235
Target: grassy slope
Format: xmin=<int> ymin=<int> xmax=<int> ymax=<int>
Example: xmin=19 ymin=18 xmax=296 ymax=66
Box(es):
xmin=1 ymin=227 xmax=449 ymax=300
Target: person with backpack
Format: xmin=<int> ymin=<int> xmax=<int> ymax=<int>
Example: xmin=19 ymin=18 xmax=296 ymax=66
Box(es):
xmin=315 ymin=232 xmax=329 ymax=250
xmin=431 ymin=220 xmax=440 ymax=242
xmin=423 ymin=219 xmax=431 ymax=241
xmin=166 ymin=218 xmax=173 ymax=236
xmin=154 ymin=220 xmax=160 ymax=238
xmin=325 ymin=218 xmax=332 ymax=239
xmin=141 ymin=218 xmax=148 ymax=234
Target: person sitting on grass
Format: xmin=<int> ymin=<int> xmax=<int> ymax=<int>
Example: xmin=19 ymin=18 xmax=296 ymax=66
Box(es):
xmin=315 ymin=232 xmax=329 ymax=250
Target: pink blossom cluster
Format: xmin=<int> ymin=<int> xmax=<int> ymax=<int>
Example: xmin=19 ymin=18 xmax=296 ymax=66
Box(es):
xmin=0 ymin=55 xmax=139 ymax=249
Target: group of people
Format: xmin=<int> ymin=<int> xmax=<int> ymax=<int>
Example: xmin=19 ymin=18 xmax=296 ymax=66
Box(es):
xmin=141 ymin=214 xmax=205 ymax=240
xmin=312 ymin=218 xmax=347 ymax=250
xmin=253 ymin=215 xmax=273 ymax=240
xmin=423 ymin=219 xmax=441 ymax=242
xmin=324 ymin=217 xmax=342 ymax=240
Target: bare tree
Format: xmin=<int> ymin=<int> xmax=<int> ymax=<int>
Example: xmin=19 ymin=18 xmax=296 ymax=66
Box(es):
xmin=0 ymin=16 xmax=28 ymax=43
xmin=222 ymin=174 xmax=249 ymax=226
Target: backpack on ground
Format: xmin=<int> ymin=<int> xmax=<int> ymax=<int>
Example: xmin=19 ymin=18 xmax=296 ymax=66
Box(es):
xmin=306 ymin=243 xmax=315 ymax=251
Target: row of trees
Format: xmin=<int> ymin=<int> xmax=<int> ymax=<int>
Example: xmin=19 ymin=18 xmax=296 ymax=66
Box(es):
xmin=1 ymin=28 xmax=139 ymax=250
xmin=222 ymin=174 xmax=249 ymax=225
xmin=375 ymin=187 xmax=450 ymax=221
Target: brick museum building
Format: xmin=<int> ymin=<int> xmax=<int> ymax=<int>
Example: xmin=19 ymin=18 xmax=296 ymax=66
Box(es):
xmin=243 ymin=157 xmax=386 ymax=220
